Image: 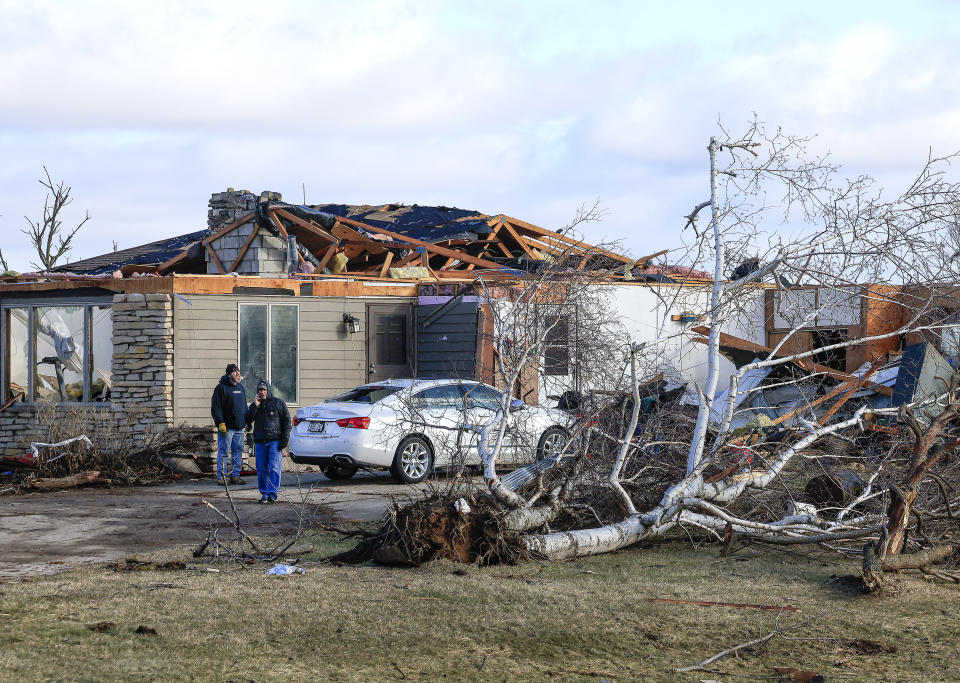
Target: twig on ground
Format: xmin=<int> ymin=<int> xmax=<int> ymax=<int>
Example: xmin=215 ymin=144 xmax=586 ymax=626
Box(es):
xmin=652 ymin=598 xmax=802 ymax=613
xmin=676 ymin=613 xmax=822 ymax=673
xmin=201 ymin=498 xmax=261 ymax=552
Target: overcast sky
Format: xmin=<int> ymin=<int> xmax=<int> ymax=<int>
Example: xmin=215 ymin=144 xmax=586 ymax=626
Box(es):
xmin=1 ymin=0 xmax=959 ymax=270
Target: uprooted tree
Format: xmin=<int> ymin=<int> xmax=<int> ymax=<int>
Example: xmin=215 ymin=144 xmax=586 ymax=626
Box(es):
xmin=341 ymin=120 xmax=960 ymax=580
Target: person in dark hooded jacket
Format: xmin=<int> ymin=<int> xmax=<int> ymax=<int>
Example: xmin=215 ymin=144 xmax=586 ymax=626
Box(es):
xmin=210 ymin=363 xmax=248 ymax=485
xmin=245 ymin=380 xmax=290 ymax=503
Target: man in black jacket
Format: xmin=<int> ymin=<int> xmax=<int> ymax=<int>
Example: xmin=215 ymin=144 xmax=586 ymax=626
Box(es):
xmin=210 ymin=363 xmax=248 ymax=486
xmin=245 ymin=380 xmax=291 ymax=503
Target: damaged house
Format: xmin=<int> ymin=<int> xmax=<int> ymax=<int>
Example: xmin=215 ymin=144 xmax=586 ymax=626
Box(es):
xmin=3 ymin=188 xmax=952 ymax=463
xmin=0 ymin=190 xmax=655 ymax=456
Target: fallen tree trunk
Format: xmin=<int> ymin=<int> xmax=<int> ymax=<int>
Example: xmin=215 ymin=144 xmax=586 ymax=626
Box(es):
xmin=28 ymin=470 xmax=108 ymax=491
xmin=863 ymin=544 xmax=954 ymax=592
xmin=881 ymin=403 xmax=960 ymax=556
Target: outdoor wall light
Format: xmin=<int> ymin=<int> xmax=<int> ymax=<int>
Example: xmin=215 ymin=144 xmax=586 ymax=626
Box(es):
xmin=343 ymin=313 xmax=361 ymax=334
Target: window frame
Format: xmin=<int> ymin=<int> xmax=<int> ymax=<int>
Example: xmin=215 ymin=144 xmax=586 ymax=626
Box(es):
xmin=1 ymin=295 xmax=114 ymax=405
xmin=237 ymin=302 xmax=300 ymax=406
xmin=542 ymin=313 xmax=570 ymax=376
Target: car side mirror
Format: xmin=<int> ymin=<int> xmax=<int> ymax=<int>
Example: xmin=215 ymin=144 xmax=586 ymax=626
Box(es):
xmin=509 ymin=398 xmax=525 ymax=412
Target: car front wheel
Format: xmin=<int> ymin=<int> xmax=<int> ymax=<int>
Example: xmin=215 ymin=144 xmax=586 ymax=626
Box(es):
xmin=537 ymin=427 xmax=569 ymax=460
xmin=391 ymin=436 xmax=433 ymax=484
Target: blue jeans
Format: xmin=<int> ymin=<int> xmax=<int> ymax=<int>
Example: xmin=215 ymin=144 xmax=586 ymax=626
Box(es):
xmin=255 ymin=441 xmax=282 ymax=498
xmin=217 ymin=429 xmax=244 ymax=480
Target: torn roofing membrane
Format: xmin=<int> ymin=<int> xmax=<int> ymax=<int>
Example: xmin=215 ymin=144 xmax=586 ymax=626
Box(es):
xmin=299 ymin=203 xmax=495 ymax=242
xmin=51 ymin=230 xmax=207 ymax=276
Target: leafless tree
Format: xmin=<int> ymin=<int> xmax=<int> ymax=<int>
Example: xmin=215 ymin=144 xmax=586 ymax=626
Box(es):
xmin=341 ymin=121 xmax=960 ymax=576
xmin=521 ymin=120 xmax=960 ymax=562
xmin=22 ymin=166 xmax=91 ymax=271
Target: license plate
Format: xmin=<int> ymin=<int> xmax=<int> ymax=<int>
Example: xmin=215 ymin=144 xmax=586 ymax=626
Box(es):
xmin=307 ymin=421 xmax=325 ymax=433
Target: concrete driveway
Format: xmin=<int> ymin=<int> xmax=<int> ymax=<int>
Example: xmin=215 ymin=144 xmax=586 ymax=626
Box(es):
xmin=0 ymin=470 xmax=428 ymax=578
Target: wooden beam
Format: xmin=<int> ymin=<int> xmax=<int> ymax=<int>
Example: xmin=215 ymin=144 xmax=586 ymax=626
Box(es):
xmin=817 ymin=356 xmax=886 ymax=424
xmin=500 ymin=215 xmax=633 ymax=264
xmin=315 ymin=244 xmax=337 ymax=273
xmin=269 ymin=210 xmax=306 ymax=265
xmin=272 ymin=208 xmax=336 ymax=245
xmin=520 ymin=234 xmax=564 ymax=257
xmin=333 ymin=214 xmax=503 ymax=270
xmin=501 ymin=222 xmax=535 ymax=258
xmin=205 ymin=244 xmax=226 ymax=274
xmin=390 ymin=251 xmax=422 ymax=270
xmin=690 ymin=326 xmax=893 ymax=397
xmin=157 ymin=245 xmax=198 ymax=274
xmin=269 ymin=211 xmax=290 ymax=240
xmin=634 ymin=248 xmax=669 ymax=268
xmin=202 ymin=212 xmax=256 ymax=246
xmin=421 ymin=253 xmax=440 ymax=281
xmin=378 ymin=251 xmax=394 ymax=279
xmin=328 ymin=223 xmax=388 ymax=255
xmin=495 ymin=240 xmax=515 ymax=258
xmin=468 ymin=229 xmax=502 ymax=271
xmin=229 ymin=223 xmax=261 ymax=273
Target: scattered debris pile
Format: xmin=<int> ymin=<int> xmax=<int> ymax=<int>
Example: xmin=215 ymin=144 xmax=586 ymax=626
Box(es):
xmin=330 ymin=328 xmax=960 ymax=584
xmin=0 ymin=423 xmax=210 ymax=494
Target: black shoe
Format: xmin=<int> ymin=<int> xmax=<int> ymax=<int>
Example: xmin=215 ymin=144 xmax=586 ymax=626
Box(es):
xmin=266 ymin=496 xmax=277 ymax=504
xmin=259 ymin=495 xmax=268 ymax=504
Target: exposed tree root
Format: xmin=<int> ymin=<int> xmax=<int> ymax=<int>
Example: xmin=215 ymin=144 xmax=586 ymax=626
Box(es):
xmin=331 ymin=493 xmax=527 ymax=566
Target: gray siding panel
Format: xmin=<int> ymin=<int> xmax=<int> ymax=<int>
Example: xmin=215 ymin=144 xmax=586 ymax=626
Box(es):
xmin=416 ymin=302 xmax=479 ymax=379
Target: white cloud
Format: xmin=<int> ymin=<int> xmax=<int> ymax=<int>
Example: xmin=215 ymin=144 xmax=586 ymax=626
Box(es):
xmin=2 ymin=3 xmax=960 ymax=271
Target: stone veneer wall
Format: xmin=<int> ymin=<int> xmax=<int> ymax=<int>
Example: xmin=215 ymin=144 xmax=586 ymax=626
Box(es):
xmin=110 ymin=293 xmax=175 ymax=431
xmin=0 ymin=293 xmax=176 ymax=456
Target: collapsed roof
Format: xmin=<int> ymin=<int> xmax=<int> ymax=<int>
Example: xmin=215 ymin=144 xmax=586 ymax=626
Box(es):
xmin=48 ymin=200 xmax=703 ymax=283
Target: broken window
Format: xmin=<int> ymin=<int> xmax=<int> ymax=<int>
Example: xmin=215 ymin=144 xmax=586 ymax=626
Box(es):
xmin=270 ymin=305 xmax=298 ymax=404
xmin=35 ymin=306 xmax=85 ymax=402
xmin=90 ymin=305 xmax=112 ymax=401
xmin=938 ymin=312 xmax=960 ymax=360
xmin=239 ymin=303 xmax=298 ymax=404
xmin=4 ymin=308 xmax=28 ymax=399
xmin=2 ymin=301 xmax=113 ymax=403
xmin=543 ymin=315 xmax=570 ymax=376
xmin=811 ymin=328 xmax=848 ymax=372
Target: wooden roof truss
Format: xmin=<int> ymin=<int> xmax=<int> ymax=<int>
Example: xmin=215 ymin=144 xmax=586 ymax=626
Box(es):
xmin=163 ymin=206 xmax=644 ymax=280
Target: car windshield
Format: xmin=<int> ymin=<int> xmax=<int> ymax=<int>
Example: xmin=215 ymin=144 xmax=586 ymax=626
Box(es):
xmin=325 ymin=385 xmax=403 ymax=404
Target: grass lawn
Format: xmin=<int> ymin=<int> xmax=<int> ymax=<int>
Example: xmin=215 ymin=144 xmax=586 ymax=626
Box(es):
xmin=1 ymin=531 xmax=958 ymax=682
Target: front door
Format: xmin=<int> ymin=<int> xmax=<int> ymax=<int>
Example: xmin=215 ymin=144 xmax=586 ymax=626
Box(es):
xmin=366 ymin=303 xmax=415 ymax=382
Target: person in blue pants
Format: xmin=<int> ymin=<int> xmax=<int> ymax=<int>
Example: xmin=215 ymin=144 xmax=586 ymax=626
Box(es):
xmin=210 ymin=363 xmax=248 ymax=486
xmin=245 ymin=380 xmax=291 ymax=503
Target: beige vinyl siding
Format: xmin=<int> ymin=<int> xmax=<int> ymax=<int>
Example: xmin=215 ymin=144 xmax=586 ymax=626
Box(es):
xmin=173 ymin=294 xmax=414 ymax=426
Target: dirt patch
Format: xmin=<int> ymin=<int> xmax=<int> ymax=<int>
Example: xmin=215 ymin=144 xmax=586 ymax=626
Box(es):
xmin=0 ymin=470 xmax=409 ymax=578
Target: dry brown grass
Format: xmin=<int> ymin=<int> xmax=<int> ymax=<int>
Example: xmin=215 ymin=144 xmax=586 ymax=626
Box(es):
xmin=1 ymin=534 xmax=959 ymax=681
